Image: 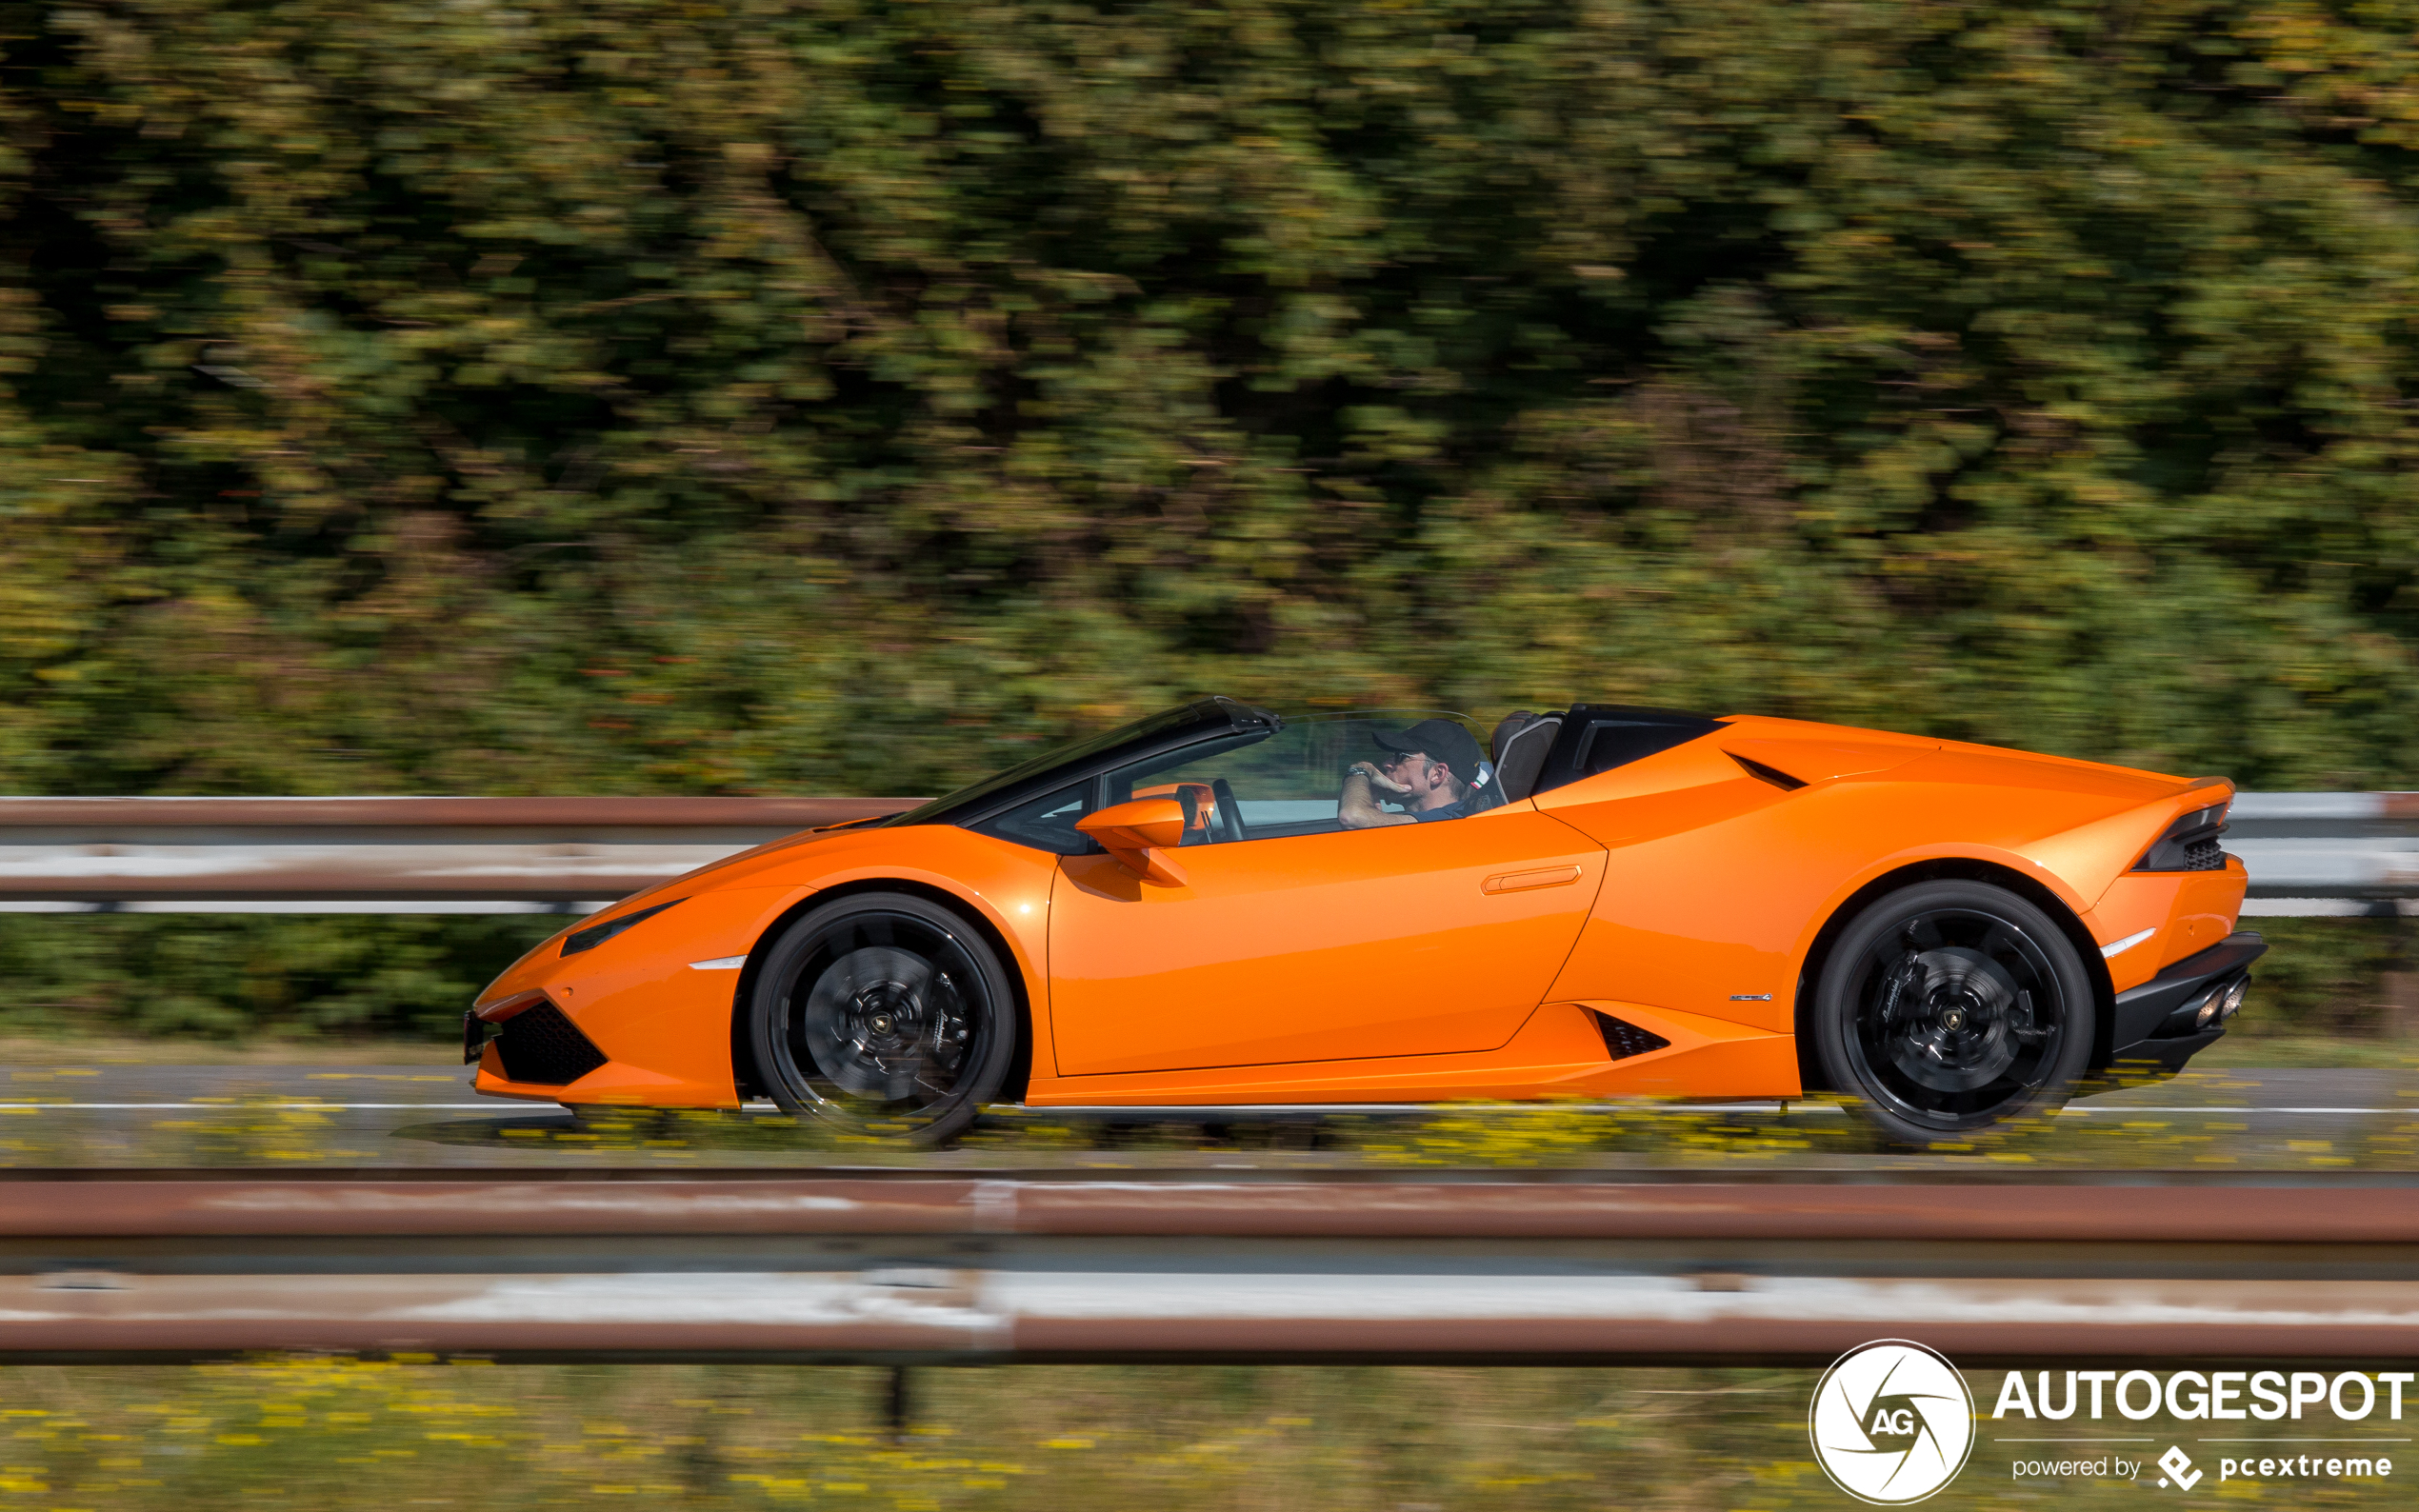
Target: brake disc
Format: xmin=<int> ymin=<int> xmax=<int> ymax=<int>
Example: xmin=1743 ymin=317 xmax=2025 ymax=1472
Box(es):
xmin=802 ymin=945 xmax=935 ymax=1099
xmin=1881 ymin=944 xmax=2026 ymax=1093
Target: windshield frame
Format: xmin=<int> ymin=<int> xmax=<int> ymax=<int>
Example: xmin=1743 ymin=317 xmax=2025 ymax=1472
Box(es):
xmin=881 ymin=697 xmax=1282 ymax=831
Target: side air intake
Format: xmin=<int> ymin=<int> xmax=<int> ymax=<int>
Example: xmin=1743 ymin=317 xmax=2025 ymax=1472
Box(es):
xmin=1730 ymin=752 xmax=1808 ymax=791
xmin=493 ymin=1002 xmax=609 ymax=1085
xmin=1594 ymin=1011 xmax=1672 ymax=1062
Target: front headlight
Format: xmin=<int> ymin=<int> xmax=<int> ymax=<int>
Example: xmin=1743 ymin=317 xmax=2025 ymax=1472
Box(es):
xmin=560 ymin=897 xmax=684 ymax=956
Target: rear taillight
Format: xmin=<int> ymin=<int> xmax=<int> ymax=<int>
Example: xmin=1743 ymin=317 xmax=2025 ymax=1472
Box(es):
xmin=2136 ymin=804 xmax=2229 ymax=872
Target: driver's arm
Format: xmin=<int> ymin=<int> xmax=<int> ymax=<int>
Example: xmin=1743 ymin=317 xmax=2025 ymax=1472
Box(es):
xmin=1339 ymin=766 xmax=1417 ymax=829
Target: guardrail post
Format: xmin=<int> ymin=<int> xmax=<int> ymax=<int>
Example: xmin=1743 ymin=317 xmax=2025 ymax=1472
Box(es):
xmin=2387 ymin=915 xmax=2419 ymax=1039
xmin=886 ymin=1364 xmax=913 ymax=1442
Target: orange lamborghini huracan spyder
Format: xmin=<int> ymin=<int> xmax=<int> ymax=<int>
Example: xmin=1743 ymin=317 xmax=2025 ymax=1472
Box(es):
xmin=466 ymin=700 xmax=2260 ymax=1145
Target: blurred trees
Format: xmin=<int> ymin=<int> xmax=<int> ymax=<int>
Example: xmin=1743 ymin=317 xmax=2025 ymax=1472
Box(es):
xmin=0 ymin=913 xmax=558 ymax=1040
xmin=4 ymin=0 xmax=2418 ymax=798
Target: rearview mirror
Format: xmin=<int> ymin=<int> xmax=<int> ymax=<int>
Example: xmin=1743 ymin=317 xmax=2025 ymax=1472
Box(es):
xmin=1075 ymin=798 xmax=1190 ymax=885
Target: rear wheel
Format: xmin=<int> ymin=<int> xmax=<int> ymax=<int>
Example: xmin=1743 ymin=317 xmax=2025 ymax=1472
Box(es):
xmin=747 ymin=891 xmax=1017 ymax=1144
xmin=1812 ymin=880 xmax=2094 ymax=1146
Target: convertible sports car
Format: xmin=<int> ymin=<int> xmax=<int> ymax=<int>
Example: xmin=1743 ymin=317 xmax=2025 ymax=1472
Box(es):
xmin=466 ymin=700 xmax=2261 ymax=1144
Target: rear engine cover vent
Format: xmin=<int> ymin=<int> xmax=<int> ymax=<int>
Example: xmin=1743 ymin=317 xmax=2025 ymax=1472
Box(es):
xmin=494 ymin=1002 xmax=609 ymax=1085
xmin=1594 ymin=1011 xmax=1672 ymax=1062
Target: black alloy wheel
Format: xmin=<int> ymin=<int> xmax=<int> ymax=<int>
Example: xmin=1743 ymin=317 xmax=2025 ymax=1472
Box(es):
xmin=748 ymin=891 xmax=1017 ymax=1144
xmin=1812 ymin=880 xmax=2095 ymax=1146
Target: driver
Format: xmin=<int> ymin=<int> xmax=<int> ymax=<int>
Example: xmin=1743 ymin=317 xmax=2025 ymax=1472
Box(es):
xmin=1339 ymin=719 xmax=1487 ymax=828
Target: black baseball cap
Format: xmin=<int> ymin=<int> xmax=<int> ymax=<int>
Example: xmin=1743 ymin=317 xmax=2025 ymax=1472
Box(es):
xmin=1371 ymin=719 xmax=1483 ymax=785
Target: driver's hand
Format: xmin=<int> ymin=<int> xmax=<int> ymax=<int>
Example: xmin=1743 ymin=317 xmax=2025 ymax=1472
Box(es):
xmin=1349 ymin=760 xmax=1412 ymax=795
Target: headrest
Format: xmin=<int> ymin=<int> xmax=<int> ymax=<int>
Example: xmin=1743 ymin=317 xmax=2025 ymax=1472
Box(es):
xmin=1491 ymin=711 xmax=1540 ymax=764
xmin=1491 ymin=714 xmax=1562 ymax=803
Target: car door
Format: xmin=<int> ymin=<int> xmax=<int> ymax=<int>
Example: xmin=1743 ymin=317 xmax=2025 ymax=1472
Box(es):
xmin=1046 ymin=715 xmax=1605 ymax=1076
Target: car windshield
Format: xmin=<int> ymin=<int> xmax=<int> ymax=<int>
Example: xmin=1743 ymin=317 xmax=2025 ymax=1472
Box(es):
xmin=881 ymin=698 xmax=1274 ymax=830
xmin=961 ymin=708 xmax=1489 ymax=855
xmin=1113 ymin=710 xmax=1489 ymax=837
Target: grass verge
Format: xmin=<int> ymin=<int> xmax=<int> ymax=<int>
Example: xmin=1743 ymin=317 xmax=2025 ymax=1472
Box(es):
xmin=0 ymin=1359 xmax=2389 ymax=1511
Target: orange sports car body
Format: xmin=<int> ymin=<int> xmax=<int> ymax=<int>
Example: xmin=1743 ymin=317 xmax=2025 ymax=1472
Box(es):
xmin=468 ymin=701 xmax=2260 ymax=1143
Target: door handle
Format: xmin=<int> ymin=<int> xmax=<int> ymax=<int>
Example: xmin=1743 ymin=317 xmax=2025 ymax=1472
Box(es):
xmin=1481 ymin=865 xmax=1583 ymax=894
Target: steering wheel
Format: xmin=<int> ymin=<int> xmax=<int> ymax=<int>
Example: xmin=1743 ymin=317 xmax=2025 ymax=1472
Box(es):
xmin=1210 ymin=778 xmax=1249 ymax=843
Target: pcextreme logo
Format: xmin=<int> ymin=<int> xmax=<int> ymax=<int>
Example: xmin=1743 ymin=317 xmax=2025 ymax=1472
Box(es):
xmin=1809 ymin=1341 xmax=1977 ymax=1503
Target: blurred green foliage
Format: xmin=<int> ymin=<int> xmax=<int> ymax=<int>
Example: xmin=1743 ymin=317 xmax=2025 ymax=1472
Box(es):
xmin=0 ymin=914 xmax=558 ymax=1039
xmin=6 ymin=0 xmax=2418 ymax=1045
xmin=0 ymin=1359 xmax=1954 ymax=1510
xmin=1 ymin=0 xmax=2417 ymax=798
xmin=2230 ymin=915 xmax=2411 ymax=1036
xmin=0 ymin=1357 xmax=2397 ymax=1509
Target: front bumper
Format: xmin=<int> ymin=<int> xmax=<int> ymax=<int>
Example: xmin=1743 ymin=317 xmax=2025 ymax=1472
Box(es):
xmin=2106 ymin=930 xmax=2266 ymax=1070
xmin=465 ymin=992 xmax=610 ymax=1085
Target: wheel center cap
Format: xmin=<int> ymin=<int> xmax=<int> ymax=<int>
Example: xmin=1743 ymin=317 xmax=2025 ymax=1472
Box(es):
xmin=1941 ymin=1008 xmax=1967 ymax=1031
xmin=870 ymin=1013 xmax=894 ymax=1034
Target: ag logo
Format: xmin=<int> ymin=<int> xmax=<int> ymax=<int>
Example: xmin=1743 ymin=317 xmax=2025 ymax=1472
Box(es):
xmin=1809 ymin=1340 xmax=1975 ymax=1503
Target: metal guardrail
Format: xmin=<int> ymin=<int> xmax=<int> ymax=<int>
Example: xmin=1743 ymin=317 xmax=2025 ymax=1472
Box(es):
xmin=2226 ymin=793 xmax=2419 ymax=916
xmin=3 ymin=1175 xmax=2415 ymax=1363
xmin=0 ymin=797 xmax=920 ymax=911
xmin=0 ymin=793 xmax=2404 ymax=914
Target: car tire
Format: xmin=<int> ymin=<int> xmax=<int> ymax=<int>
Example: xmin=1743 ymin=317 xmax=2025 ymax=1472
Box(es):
xmin=747 ymin=890 xmax=1018 ymax=1145
xmin=1811 ymin=879 xmax=2095 ymax=1146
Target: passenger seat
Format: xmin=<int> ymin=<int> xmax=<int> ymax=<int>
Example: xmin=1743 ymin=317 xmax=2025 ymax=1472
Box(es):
xmin=1489 ymin=711 xmax=1563 ymax=803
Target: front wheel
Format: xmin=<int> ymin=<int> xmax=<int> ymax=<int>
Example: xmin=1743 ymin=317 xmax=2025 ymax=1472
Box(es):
xmin=747 ymin=891 xmax=1017 ymax=1144
xmin=1812 ymin=880 xmax=2094 ymax=1146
